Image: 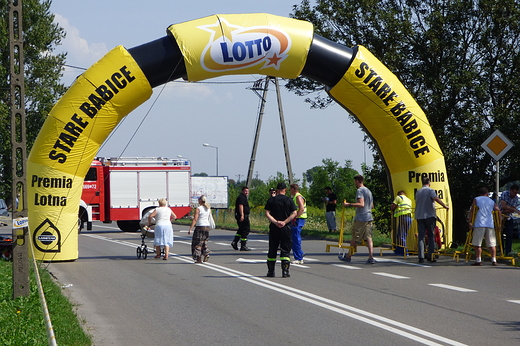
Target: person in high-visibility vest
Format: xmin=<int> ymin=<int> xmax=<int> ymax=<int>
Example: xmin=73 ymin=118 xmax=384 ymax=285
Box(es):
xmin=290 ymin=184 xmax=307 ymax=264
xmin=390 ymin=190 xmax=412 ymax=256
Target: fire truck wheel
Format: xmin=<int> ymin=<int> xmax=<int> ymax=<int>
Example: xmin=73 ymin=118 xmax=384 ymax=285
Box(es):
xmin=117 ymin=220 xmax=140 ymax=232
xmin=77 ymin=217 xmax=83 ymax=233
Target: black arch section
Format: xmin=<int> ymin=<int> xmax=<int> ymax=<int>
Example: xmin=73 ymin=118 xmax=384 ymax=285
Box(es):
xmin=301 ymin=35 xmax=357 ymax=88
xmin=128 ymin=35 xmax=187 ymax=88
xmin=128 ymin=34 xmax=356 ymax=89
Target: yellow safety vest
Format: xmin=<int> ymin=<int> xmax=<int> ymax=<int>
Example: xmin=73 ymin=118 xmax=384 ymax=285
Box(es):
xmin=393 ymin=195 xmax=412 ymax=217
xmin=293 ymin=192 xmax=307 ymax=219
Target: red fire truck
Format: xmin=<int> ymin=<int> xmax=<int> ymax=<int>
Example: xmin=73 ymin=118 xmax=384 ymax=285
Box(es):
xmin=79 ymin=157 xmax=191 ymax=231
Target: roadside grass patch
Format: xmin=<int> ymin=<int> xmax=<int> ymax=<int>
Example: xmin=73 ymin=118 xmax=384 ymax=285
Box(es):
xmin=0 ymin=260 xmax=92 ymax=345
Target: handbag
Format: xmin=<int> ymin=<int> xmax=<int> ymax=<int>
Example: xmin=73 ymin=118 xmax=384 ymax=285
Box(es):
xmin=209 ymin=210 xmax=216 ymax=229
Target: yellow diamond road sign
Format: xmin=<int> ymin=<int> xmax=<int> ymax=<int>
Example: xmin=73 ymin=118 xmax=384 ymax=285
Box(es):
xmin=481 ymin=129 xmax=514 ymax=161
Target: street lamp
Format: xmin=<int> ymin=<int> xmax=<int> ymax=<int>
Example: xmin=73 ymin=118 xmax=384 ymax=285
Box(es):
xmin=202 ymin=143 xmax=218 ymax=176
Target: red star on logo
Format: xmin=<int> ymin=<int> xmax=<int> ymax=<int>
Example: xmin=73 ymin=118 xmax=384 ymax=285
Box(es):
xmin=267 ymin=53 xmax=282 ymax=67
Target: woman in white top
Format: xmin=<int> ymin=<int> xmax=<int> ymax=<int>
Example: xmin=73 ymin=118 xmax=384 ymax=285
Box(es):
xmin=189 ymin=195 xmax=212 ymax=263
xmin=148 ymin=198 xmax=176 ymax=260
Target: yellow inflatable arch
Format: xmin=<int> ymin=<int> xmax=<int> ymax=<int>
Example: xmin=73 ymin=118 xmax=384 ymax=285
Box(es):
xmin=27 ymin=13 xmax=452 ymax=260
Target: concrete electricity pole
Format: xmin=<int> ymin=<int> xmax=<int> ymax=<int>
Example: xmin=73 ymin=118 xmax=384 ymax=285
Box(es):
xmin=246 ymin=77 xmax=294 ymax=188
xmin=9 ymin=0 xmax=30 ymax=298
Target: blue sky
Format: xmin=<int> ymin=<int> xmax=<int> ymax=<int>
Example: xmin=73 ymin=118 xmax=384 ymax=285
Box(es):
xmin=49 ymin=0 xmax=373 ymax=182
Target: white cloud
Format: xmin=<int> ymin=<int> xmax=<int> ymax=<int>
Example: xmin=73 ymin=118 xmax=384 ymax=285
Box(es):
xmin=53 ymin=14 xmax=109 ymax=84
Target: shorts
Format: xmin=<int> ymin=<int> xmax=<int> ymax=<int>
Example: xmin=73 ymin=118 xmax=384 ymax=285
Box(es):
xmin=471 ymin=227 xmax=496 ymax=247
xmin=352 ymin=220 xmax=373 ymax=242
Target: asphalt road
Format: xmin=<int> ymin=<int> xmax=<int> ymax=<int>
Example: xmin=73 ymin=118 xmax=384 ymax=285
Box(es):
xmin=19 ymin=222 xmax=520 ymax=345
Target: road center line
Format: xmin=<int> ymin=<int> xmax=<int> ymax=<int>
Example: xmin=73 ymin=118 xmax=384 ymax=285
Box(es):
xmin=428 ymin=284 xmax=477 ymax=292
xmin=333 ymin=264 xmax=362 ymax=270
xmin=373 ymin=272 xmax=410 ymax=279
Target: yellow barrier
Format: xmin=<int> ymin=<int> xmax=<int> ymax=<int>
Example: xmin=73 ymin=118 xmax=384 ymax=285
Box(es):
xmin=326 ymin=201 xmax=356 ymax=256
xmin=457 ymin=209 xmax=515 ymax=265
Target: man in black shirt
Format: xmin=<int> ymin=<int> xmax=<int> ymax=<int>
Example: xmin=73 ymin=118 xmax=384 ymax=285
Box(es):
xmin=265 ymin=182 xmax=297 ymax=277
xmin=232 ymin=186 xmax=251 ymax=251
xmin=324 ymin=187 xmax=337 ymax=232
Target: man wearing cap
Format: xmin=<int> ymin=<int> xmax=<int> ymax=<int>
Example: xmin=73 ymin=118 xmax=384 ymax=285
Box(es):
xmin=265 ymin=182 xmax=297 ymax=277
xmin=231 ymin=186 xmax=251 ymax=251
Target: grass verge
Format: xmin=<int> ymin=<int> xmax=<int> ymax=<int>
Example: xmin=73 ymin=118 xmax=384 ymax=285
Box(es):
xmin=0 ymin=260 xmax=92 ymax=346
xmin=177 ymin=207 xmax=392 ymax=247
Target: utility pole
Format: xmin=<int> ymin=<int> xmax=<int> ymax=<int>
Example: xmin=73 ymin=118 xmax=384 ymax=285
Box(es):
xmin=246 ymin=77 xmax=269 ymax=188
xmin=10 ymin=0 xmax=30 ymax=298
xmin=273 ymin=77 xmax=294 ymax=184
xmin=246 ymin=76 xmax=294 ymax=187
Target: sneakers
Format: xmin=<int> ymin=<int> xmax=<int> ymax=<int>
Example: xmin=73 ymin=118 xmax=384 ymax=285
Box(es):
xmin=338 ymin=254 xmax=351 ymax=262
xmin=471 ymin=261 xmax=482 ymax=266
xmin=492 ymin=261 xmax=498 ymax=266
xmin=292 ymin=260 xmax=304 ymax=264
xmin=366 ymin=258 xmax=377 ymax=265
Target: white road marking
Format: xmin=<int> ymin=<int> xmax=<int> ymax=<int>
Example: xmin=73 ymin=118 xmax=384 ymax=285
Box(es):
xmin=174 ymin=236 xmax=191 ymax=240
xmin=236 ymin=258 xmax=265 ymax=263
xmin=375 ymin=258 xmax=431 ymax=267
xmin=235 ymin=258 xmax=310 ymax=268
xmin=333 ymin=264 xmax=362 ymax=270
xmin=302 ymin=257 xmax=319 ymax=262
xmin=91 ymin=225 xmax=121 ymax=231
xmin=507 ymin=300 xmax=520 ymax=304
xmin=373 ymin=272 xmax=410 ymax=279
xmin=428 ymin=284 xmax=477 ymax=292
xmin=84 ymin=233 xmax=467 ymax=346
xmin=215 ymin=242 xmax=257 ymax=249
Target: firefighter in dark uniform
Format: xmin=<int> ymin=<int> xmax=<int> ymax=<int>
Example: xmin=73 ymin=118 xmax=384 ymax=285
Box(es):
xmin=265 ymin=182 xmax=297 ymax=277
xmin=232 ymin=186 xmax=251 ymax=251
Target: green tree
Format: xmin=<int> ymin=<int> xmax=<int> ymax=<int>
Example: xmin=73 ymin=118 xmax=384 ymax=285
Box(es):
xmin=305 ymin=158 xmax=358 ymax=207
xmin=290 ymin=0 xmax=520 ymax=241
xmin=0 ymin=0 xmax=67 ymax=198
xmin=362 ymin=159 xmax=392 ymax=234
